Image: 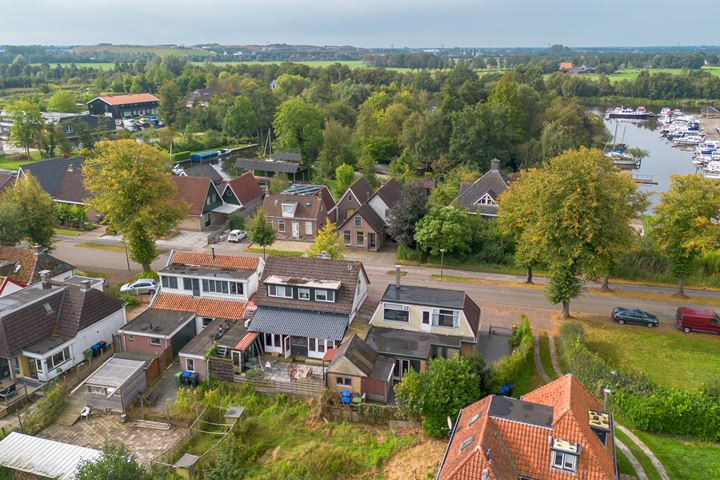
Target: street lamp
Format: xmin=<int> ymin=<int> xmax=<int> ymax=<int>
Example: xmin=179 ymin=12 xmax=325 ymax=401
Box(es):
xmin=439 ymin=248 xmax=447 ymax=280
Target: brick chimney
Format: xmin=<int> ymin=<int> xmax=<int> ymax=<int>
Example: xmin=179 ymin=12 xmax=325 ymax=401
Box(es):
xmin=39 ymin=270 xmax=51 ymax=289
xmin=490 ymin=158 xmax=501 ymax=172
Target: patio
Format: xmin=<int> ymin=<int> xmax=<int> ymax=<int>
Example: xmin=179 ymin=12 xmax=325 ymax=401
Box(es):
xmin=236 ymin=357 xmax=325 ymax=397
xmin=246 ymin=357 xmax=324 ymax=383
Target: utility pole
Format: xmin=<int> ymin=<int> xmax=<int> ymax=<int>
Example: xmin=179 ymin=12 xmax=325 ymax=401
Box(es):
xmin=439 ymin=248 xmax=447 ymax=280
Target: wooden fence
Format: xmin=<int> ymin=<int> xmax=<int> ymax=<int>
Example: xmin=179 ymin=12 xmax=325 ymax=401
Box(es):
xmin=233 ymin=376 xmax=324 ymax=398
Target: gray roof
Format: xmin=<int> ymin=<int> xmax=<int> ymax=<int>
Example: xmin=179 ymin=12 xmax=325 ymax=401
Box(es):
xmin=216 ymin=320 xmax=250 ymax=349
xmin=160 ymin=264 xmax=254 ymax=280
xmin=455 ymin=166 xmax=509 ymax=216
xmin=382 ymin=284 xmax=466 ymax=309
xmin=487 ymin=395 xmax=554 ymax=429
xmin=84 ymin=356 xmax=146 ymax=389
xmin=119 ymin=308 xmax=194 ymax=337
xmin=365 ymin=327 xmax=467 ymax=359
xmin=328 ymin=334 xmax=395 ymax=382
xmin=375 ymin=178 xmax=402 ymax=207
xmin=235 ymin=158 xmax=299 ymax=174
xmin=338 ymin=202 xmax=385 ymax=234
xmin=180 ymin=163 xmax=225 ymax=185
xmin=180 ymin=318 xmax=239 ymax=357
xmin=272 ymin=151 xmax=301 ymax=163
xmin=0 ymin=432 xmax=102 ymax=480
xmin=19 ymin=156 xmax=85 ymax=198
xmin=248 ymin=306 xmax=348 ymax=341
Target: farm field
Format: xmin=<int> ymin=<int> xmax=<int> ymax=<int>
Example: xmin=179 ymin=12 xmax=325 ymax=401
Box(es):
xmin=576 ymin=66 xmax=720 ymax=82
xmin=71 ymin=45 xmax=212 ymax=57
xmin=29 ymin=62 xmax=116 ymax=70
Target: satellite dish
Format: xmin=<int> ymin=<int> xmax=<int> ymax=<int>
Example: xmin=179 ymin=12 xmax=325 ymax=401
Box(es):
xmin=447 ymin=416 xmax=453 ymax=431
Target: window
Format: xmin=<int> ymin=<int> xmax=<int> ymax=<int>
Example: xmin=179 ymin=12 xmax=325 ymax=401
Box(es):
xmin=202 ymin=317 xmax=214 ymax=327
xmin=433 ymin=309 xmax=458 ymax=328
xmin=343 ymin=230 xmax=351 ymax=245
xmin=230 ymin=282 xmax=244 ymax=295
xmin=474 ymin=193 xmax=496 ymax=206
xmin=308 ymin=338 xmax=317 ymax=351
xmin=128 ymin=335 xmax=134 ymax=342
xmin=460 ymin=436 xmax=475 ymax=451
xmin=203 ymin=279 xmax=235 ymax=295
xmin=281 ymin=203 xmax=295 ymax=216
xmin=43 ymin=303 xmax=52 ymax=314
xmin=87 ymin=385 xmax=107 ymax=395
xmin=47 ymin=347 xmax=71 ymax=370
xmin=305 ymin=221 xmax=312 ymax=235
xmin=336 ymin=376 xmax=352 ymax=387
xmin=150 ymin=337 xmax=161 ymax=346
xmin=354 ymin=215 xmax=362 ymax=227
xmin=183 ymin=277 xmax=199 ymax=291
xmin=551 ymin=451 xmax=578 ymax=473
xmin=64 ymin=124 xmax=74 ymax=134
xmin=314 ymin=289 xmax=335 ymax=302
xmin=298 ymin=288 xmax=310 ymax=300
xmin=278 ymin=219 xmax=286 ymax=233
xmin=265 ymin=333 xmax=282 ymax=348
xmin=186 ymin=358 xmax=195 ymax=372
xmin=383 ymin=304 xmax=409 ymax=322
xmin=356 ymin=231 xmax=364 ymax=246
xmin=422 ymin=311 xmax=430 ymax=325
xmin=268 ymin=284 xmax=293 ymax=298
xmin=161 ymin=276 xmax=178 ymax=289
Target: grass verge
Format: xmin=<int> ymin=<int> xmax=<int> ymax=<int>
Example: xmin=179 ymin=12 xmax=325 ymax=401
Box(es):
xmin=538 ymin=332 xmax=558 ymax=380
xmin=387 ymin=270 xmax=408 ymax=276
xmin=76 ymin=242 xmax=127 ymax=252
xmin=615 ymin=447 xmax=638 ymax=477
xmin=615 ymin=429 xmax=661 ymax=480
xmin=632 ymin=430 xmax=720 ymax=479
xmin=587 ymin=287 xmax=720 ymax=308
xmin=569 ymin=314 xmax=720 ymax=391
xmin=430 ymin=273 xmax=544 ymax=290
xmin=54 ymin=228 xmax=83 ymax=236
xmin=245 ymin=247 xmax=303 ymax=257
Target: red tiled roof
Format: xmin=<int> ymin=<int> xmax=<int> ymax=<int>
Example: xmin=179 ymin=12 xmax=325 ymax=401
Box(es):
xmin=234 ymin=331 xmax=258 ymax=351
xmin=171 ymin=176 xmax=214 ymax=216
xmin=438 ymin=374 xmax=616 ymax=480
xmin=97 ymin=93 xmax=159 ymax=106
xmin=314 ymin=186 xmax=336 ymax=212
xmin=323 ymin=347 xmax=338 ymax=362
xmin=225 ymin=171 xmax=263 ymax=205
xmin=152 ymin=293 xmax=247 ymax=321
xmin=170 ymin=251 xmax=259 ymax=270
xmin=559 ymin=62 xmax=574 ymax=70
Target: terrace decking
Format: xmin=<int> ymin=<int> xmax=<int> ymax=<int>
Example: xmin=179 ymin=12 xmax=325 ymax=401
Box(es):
xmin=234 ymin=357 xmax=325 ymax=397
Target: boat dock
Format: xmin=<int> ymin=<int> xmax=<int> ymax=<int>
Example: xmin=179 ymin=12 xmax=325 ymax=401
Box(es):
xmin=699 ymin=116 xmax=720 ymax=141
xmin=632 ymin=174 xmax=658 ymax=185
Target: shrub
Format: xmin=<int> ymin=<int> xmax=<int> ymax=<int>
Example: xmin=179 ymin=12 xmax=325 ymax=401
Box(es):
xmin=171 ymin=151 xmax=191 ymax=161
xmin=396 ymin=244 xmax=423 ymax=262
xmin=493 ymin=315 xmax=533 ymax=387
xmin=136 ymin=271 xmax=159 ymax=280
xmin=228 ymin=213 xmax=245 ymax=231
xmin=21 ymin=385 xmax=65 ymax=434
xmin=118 ymin=294 xmax=139 ymax=308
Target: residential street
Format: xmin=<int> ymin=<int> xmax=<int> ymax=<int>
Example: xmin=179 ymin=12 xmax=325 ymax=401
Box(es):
xmin=52 ymin=235 xmax=716 ymax=332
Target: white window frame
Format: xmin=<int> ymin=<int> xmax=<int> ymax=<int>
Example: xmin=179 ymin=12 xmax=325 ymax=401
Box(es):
xmin=551 ymin=451 xmax=578 ymax=473
xmin=314 ymin=289 xmax=335 ymax=303
xmin=432 ymin=308 xmax=459 ymax=328
xmin=336 ymin=376 xmax=352 ymax=387
xmin=383 ymin=303 xmax=410 ymax=322
xmin=186 ymin=358 xmax=195 ymax=372
xmin=298 ymin=288 xmax=310 ymax=300
xmin=354 ymin=215 xmax=362 ymax=227
xmin=268 ymin=284 xmax=293 ymax=299
xmin=150 ymin=337 xmax=162 ymax=346
xmin=343 ymin=230 xmax=351 ymax=245
xmin=305 ymin=221 xmax=313 ymax=235
xmin=356 ymin=231 xmax=364 ymax=246
xmin=474 ymin=193 xmax=496 ymax=206
xmin=278 ymin=219 xmax=285 ymax=233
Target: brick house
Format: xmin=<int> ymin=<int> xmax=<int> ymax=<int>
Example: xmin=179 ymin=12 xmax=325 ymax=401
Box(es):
xmin=261 ymin=194 xmax=327 ymax=241
xmin=328 ymin=176 xmax=375 ymax=224
xmin=337 ymin=203 xmax=386 ymax=251
xmin=86 ymin=93 xmax=159 ymax=119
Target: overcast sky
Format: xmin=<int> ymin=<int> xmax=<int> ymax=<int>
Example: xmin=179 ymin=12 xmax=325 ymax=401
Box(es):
xmin=1 ymin=0 xmax=719 ymax=47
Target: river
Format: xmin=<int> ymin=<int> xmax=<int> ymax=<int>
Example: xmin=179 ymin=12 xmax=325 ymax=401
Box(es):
xmin=601 ymin=115 xmax=697 ymax=211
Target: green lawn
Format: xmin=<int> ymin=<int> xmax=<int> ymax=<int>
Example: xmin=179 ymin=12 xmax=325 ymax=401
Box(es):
xmin=0 ymin=151 xmax=42 ymax=170
xmin=615 ymin=448 xmax=636 ymax=477
xmin=538 ymin=332 xmax=558 ymax=380
xmin=578 ymin=66 xmax=720 ymax=83
xmin=29 ymin=62 xmax=116 ymax=70
xmin=578 ymin=316 xmax=720 ymax=391
xmin=71 ymin=45 xmax=212 ymax=57
xmin=245 ymin=247 xmax=303 ymax=257
xmin=615 ymin=429 xmax=662 ymax=480
xmin=633 ymin=431 xmax=720 ymax=480
xmin=76 ymin=242 xmax=126 ymax=252
xmin=54 ymin=228 xmax=83 ymax=237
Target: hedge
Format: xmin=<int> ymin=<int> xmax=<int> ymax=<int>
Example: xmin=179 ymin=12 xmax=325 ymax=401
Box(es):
xmin=558 ymin=322 xmax=720 ymax=441
xmin=171 ymin=151 xmax=191 ymax=161
xmin=493 ymin=315 xmax=533 ymax=387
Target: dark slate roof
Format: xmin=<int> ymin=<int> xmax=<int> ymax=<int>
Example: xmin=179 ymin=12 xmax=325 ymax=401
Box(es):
xmin=365 ymin=327 xmax=467 ymax=359
xmin=271 ymin=152 xmax=301 ymax=163
xmin=329 ymin=334 xmax=377 ymax=376
xmin=455 ymin=166 xmax=510 ymax=216
xmin=487 ymin=395 xmax=554 ymax=428
xmin=235 ymin=158 xmax=299 ymax=174
xmin=54 ymin=285 xmax=125 ymax=339
xmin=186 ymin=87 xmax=220 ymax=104
xmin=180 ymin=318 xmax=237 ymax=357
xmin=255 ymin=256 xmax=366 ymax=315
xmin=119 ymin=308 xmax=195 ymax=337
xmin=32 ymin=252 xmax=75 ymax=284
xmin=19 ymin=156 xmax=85 ymax=198
xmin=348 ymin=177 xmax=375 ymax=204
xmin=248 ymin=306 xmax=348 ymax=341
xmin=181 ymin=163 xmax=224 ymax=185
xmin=0 ymin=172 xmax=15 ymax=195
xmin=337 ymin=202 xmax=385 ymax=234
xmin=382 ymin=285 xmax=466 ymax=309
xmin=375 ymin=178 xmax=402 ymax=208
xmin=216 ymin=320 xmax=250 ymax=349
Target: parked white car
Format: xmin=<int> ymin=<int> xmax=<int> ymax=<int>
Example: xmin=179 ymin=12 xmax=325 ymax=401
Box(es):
xmin=227 ymin=230 xmax=247 ymax=243
xmin=119 ymin=279 xmax=158 ymax=295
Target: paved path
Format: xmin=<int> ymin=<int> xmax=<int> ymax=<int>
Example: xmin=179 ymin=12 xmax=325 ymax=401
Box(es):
xmin=616 ymin=425 xmax=670 ymax=480
xmin=615 ymin=439 xmax=649 ymax=480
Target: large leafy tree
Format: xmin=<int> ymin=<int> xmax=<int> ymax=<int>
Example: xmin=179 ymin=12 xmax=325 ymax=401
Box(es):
xmin=414 ymin=205 xmax=474 ymax=256
xmin=499 ymin=147 xmax=645 ymax=318
xmin=307 ymin=222 xmax=344 ymax=260
xmin=83 ymin=140 xmax=187 ymax=271
xmin=223 ymin=95 xmax=257 ymax=140
xmin=395 ymin=355 xmax=491 ymax=437
xmin=7 ymin=99 xmax=44 ymax=159
xmin=47 ymin=90 xmax=79 ymax=113
xmin=248 ymin=209 xmax=276 ymax=260
xmin=317 ymin=120 xmax=353 ymax=179
xmin=0 ymin=202 xmax=25 ymax=246
xmin=75 ymin=442 xmax=151 ymax=480
xmin=158 ymin=79 xmax=183 ymax=125
xmin=0 ymin=174 xmax=57 ymax=247
xmin=333 ymin=164 xmax=355 ymax=196
xmin=273 ymin=97 xmax=325 ymax=163
xmin=653 ymin=174 xmax=720 ymax=295
xmin=387 ymin=183 xmax=427 ymax=248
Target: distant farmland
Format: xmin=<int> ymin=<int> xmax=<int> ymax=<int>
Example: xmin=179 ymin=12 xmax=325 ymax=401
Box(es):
xmin=71 ymin=44 xmax=213 ymax=57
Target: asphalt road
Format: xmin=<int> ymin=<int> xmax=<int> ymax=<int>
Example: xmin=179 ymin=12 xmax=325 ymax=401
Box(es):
xmin=52 ymin=236 xmax=716 ymax=332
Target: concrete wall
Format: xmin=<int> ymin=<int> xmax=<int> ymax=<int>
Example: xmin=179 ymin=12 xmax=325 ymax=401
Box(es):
xmin=368 ymin=196 xmax=390 ymax=223
xmin=180 ymin=354 xmax=208 ymax=380
xmin=177 ymin=216 xmax=202 ymax=232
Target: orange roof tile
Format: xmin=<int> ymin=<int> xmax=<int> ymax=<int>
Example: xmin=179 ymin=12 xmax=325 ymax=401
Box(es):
xmin=234 ymin=331 xmax=258 ymax=351
xmin=152 ymin=293 xmax=247 ymax=321
xmin=97 ymin=93 xmax=159 ymax=105
xmin=170 ymin=251 xmax=259 ymax=270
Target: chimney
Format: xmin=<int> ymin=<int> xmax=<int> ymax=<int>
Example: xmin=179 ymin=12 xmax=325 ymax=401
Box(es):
xmin=80 ymin=279 xmax=91 ymax=291
xmin=32 ymin=245 xmax=44 ymax=256
xmin=394 ymin=265 xmax=401 ymax=297
xmin=211 ymin=247 xmax=215 ymax=260
xmin=490 ymin=158 xmax=501 ymax=172
xmin=39 ymin=270 xmax=51 ymax=289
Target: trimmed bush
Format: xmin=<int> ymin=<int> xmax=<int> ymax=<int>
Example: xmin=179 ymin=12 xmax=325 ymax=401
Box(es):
xmin=171 ymin=151 xmax=191 ymax=161
xmin=492 ymin=315 xmax=533 ymax=387
xmin=136 ymin=271 xmax=159 ymax=280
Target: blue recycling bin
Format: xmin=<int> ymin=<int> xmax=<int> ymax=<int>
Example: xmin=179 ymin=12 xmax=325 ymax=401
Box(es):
xmin=181 ymin=371 xmax=192 ymax=386
xmin=340 ymin=389 xmax=352 ymax=405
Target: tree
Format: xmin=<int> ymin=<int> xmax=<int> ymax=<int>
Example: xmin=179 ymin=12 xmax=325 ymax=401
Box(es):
xmin=653 ymin=174 xmax=720 ymax=295
xmin=414 ymin=205 xmax=474 ymax=256
xmin=158 ymin=80 xmax=183 ymax=125
xmin=0 ymin=174 xmax=57 ymax=247
xmin=47 ymin=90 xmax=79 ymax=113
xmin=83 ymin=140 xmax=187 ymax=271
xmin=387 ymin=184 xmax=427 ymax=248
xmin=395 ymin=356 xmax=490 ymax=437
xmin=334 ymin=163 xmax=355 ymax=196
xmin=317 ymin=121 xmax=353 ymax=178
xmin=273 ymin=97 xmax=324 ymax=163
xmin=7 ymin=99 xmax=44 ymax=159
xmin=268 ymin=172 xmax=290 ymax=194
xmin=248 ymin=210 xmax=276 ymax=260
xmin=307 ymin=222 xmax=343 ymax=259
xmin=0 ymin=202 xmax=24 ymax=246
xmin=75 ymin=442 xmax=151 ymax=480
xmin=223 ymin=95 xmax=257 ymax=140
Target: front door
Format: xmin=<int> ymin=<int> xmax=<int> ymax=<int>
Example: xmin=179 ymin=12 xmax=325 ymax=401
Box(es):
xmin=393 ymin=359 xmax=411 ymax=381
xmin=232 ymin=350 xmax=243 ymax=374
xmin=368 ymin=232 xmax=376 ymax=249
xmin=27 ymin=357 xmax=38 ymax=380
xmin=421 ymin=311 xmax=431 ymax=332
xmin=283 ymin=335 xmax=292 ymax=359
xmin=292 ymin=221 xmax=300 ymax=238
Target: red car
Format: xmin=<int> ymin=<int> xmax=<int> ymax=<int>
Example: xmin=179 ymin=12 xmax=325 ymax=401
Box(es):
xmin=675 ymin=307 xmax=720 ymax=334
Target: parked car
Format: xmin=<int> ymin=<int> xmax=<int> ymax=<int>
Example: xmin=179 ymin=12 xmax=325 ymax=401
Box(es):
xmin=611 ymin=307 xmax=658 ymax=327
xmin=119 ymin=279 xmax=158 ymax=295
xmin=172 ymin=163 xmax=185 ymax=175
xmin=676 ymin=307 xmax=720 ymax=334
xmin=227 ymin=230 xmax=246 ymax=243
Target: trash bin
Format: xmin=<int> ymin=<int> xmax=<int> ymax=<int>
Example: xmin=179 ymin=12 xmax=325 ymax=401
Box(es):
xmin=98 ymin=341 xmax=108 ymax=353
xmin=189 ymin=372 xmax=199 ymax=387
xmin=181 ymin=371 xmax=192 ymax=386
xmin=174 ymin=371 xmax=183 ymax=387
xmin=340 ymin=389 xmax=352 ymax=406
xmin=83 ymin=349 xmax=94 ymax=362
xmin=90 ymin=343 xmax=102 ymax=357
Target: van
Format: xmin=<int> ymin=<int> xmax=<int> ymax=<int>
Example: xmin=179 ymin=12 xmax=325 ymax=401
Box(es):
xmin=675 ymin=307 xmax=720 ymax=334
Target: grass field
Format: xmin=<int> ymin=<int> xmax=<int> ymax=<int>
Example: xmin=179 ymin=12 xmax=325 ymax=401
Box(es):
xmin=578 ymin=66 xmax=720 ymax=83
xmin=633 ymin=431 xmax=720 ymax=479
xmin=0 ymin=151 xmax=42 ymax=170
xmin=72 ymin=45 xmax=212 ymax=57
xmin=615 ymin=429 xmax=662 ymax=480
xmin=30 ymin=62 xmax=116 ymax=70
xmin=577 ymin=315 xmax=720 ymax=391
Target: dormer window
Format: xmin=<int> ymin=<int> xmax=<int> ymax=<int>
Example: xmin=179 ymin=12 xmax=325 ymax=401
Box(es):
xmin=281 ymin=202 xmax=297 ymax=218
xmin=268 ymin=284 xmax=293 ymax=299
xmin=474 ymin=193 xmax=496 ymax=206
xmin=588 ymin=409 xmax=612 ymax=447
xmin=314 ymin=289 xmax=335 ymax=303
xmin=550 ymin=437 xmax=580 ymax=474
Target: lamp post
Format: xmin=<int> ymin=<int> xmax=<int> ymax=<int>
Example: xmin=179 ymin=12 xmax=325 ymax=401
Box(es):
xmin=439 ymin=248 xmax=447 ymax=280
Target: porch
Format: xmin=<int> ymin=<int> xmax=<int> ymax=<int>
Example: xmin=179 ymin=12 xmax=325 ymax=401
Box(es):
xmin=234 ymin=357 xmax=325 ymax=397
